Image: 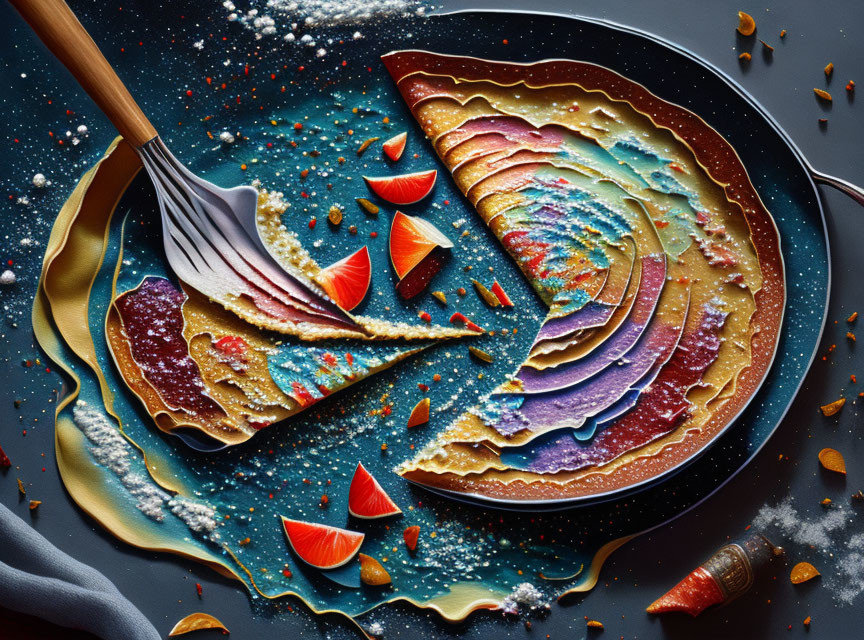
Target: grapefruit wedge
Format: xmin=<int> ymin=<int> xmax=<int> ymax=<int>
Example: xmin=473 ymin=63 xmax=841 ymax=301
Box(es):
xmin=348 ymin=462 xmax=402 ymax=519
xmin=382 ymin=132 xmax=407 ymax=161
xmin=314 ymin=246 xmax=371 ymax=311
xmin=389 ymin=211 xmax=453 ymax=279
xmin=389 ymin=211 xmax=453 ymax=299
xmin=281 ymin=517 xmax=365 ymax=569
xmin=364 ymin=169 xmax=437 ymax=205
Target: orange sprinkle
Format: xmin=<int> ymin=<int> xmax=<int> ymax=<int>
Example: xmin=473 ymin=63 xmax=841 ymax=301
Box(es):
xmin=820 ymin=398 xmax=845 ymax=416
xmin=818 ymin=448 xmax=846 ymax=474
xmin=790 ymin=561 xmax=821 ymax=584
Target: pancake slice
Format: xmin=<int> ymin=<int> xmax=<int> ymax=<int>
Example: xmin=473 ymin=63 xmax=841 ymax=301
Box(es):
xmin=384 ymin=51 xmax=784 ymax=502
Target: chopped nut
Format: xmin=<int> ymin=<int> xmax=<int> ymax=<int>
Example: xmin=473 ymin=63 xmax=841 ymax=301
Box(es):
xmin=737 ymin=11 xmax=756 ymax=36
xmin=814 ymin=88 xmax=833 ymax=102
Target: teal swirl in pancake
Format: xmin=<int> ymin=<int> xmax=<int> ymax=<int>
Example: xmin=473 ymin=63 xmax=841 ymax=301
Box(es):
xmin=105 ymin=190 xmax=470 ymax=449
xmin=383 ymin=51 xmax=784 ymax=502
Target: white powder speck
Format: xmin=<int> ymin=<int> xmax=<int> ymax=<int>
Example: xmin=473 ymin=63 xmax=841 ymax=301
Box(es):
xmin=32 ymin=173 xmax=47 ymax=188
xmin=219 ymin=130 xmax=236 ymax=144
xmin=366 ymin=621 xmax=384 ymax=637
xmin=193 ymin=39 xmax=205 ymax=50
xmin=0 ymin=270 xmax=16 ymax=285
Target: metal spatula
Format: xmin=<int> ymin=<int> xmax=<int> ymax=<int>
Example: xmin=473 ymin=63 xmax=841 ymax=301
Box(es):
xmin=11 ymin=0 xmax=362 ymax=333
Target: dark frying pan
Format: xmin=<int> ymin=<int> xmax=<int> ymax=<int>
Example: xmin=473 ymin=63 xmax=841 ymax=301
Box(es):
xmin=400 ymin=9 xmax=861 ymax=510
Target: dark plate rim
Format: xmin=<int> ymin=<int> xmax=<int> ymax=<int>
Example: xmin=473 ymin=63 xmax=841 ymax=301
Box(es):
xmin=407 ymin=8 xmax=831 ymax=511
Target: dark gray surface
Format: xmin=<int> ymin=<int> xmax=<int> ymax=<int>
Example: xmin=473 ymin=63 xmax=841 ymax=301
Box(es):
xmin=1 ymin=1 xmax=863 ymax=638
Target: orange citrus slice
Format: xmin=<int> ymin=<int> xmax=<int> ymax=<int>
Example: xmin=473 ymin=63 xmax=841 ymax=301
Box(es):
xmin=348 ymin=462 xmax=402 ymax=519
xmin=280 ymin=517 xmax=364 ymax=569
xmin=364 ymin=169 xmax=437 ymax=205
xmin=315 ymin=245 xmax=371 ymax=311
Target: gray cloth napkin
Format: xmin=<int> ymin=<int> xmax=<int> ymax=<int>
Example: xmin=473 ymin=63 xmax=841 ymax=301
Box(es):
xmin=0 ymin=502 xmax=160 ymax=640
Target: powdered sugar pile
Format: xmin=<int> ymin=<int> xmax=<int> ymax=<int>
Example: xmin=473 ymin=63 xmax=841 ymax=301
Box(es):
xmin=753 ymin=498 xmax=863 ymax=605
xmin=73 ymin=401 xmax=170 ymax=520
xmin=73 ymin=401 xmax=220 ymax=538
xmin=500 ymin=582 xmax=549 ymax=616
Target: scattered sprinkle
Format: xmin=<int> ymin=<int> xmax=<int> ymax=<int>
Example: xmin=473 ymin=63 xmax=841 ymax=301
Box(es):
xmin=791 ymin=561 xmax=821 ymax=584
xmin=818 ymin=448 xmax=847 ymax=475
xmin=814 ymin=88 xmax=833 ymax=102
xmin=820 ymin=398 xmax=846 ymax=416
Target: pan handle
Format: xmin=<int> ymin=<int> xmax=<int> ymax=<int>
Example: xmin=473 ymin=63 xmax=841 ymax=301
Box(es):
xmin=810 ymin=170 xmax=864 ymax=208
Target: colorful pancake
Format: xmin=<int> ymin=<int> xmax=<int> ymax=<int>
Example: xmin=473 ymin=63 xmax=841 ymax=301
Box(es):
xmin=383 ymin=51 xmax=784 ymax=503
xmin=106 ymin=190 xmax=468 ymax=448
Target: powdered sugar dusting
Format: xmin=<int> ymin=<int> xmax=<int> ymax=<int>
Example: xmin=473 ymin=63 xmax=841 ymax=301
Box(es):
xmin=73 ymin=401 xmax=171 ymax=520
xmin=753 ymin=498 xmax=849 ymax=548
xmin=837 ymin=533 xmax=864 ymax=605
xmin=754 ymin=498 xmax=864 ymax=605
xmin=72 ymin=401 xmax=220 ymax=538
xmin=224 ymin=0 xmax=431 ymax=49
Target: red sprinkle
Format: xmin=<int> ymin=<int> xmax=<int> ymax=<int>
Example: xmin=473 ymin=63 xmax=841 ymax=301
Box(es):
xmin=308 ymin=217 xmax=317 ymax=229
xmin=195 ymin=583 xmax=203 ymax=598
xmin=449 ymin=312 xmax=484 ymax=333
xmin=0 ymin=444 xmax=11 ymax=469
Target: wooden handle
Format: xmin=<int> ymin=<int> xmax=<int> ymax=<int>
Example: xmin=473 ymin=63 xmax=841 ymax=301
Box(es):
xmin=10 ymin=0 xmax=157 ymax=147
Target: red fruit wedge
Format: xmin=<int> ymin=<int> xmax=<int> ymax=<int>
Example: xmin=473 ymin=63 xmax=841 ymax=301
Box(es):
xmin=491 ymin=280 xmax=514 ymax=307
xmin=389 ymin=211 xmax=453 ymax=279
xmin=406 ymin=397 xmax=430 ymax=428
xmin=403 ymin=525 xmax=420 ymax=551
xmin=281 ymin=517 xmax=365 ymax=569
xmin=395 ymin=251 xmax=447 ymax=300
xmin=315 ymin=246 xmax=371 ymax=311
xmin=348 ymin=462 xmax=402 ymax=519
xmin=382 ymin=132 xmax=407 ymax=161
xmin=364 ymin=169 xmax=437 ymax=205
xmin=449 ymin=312 xmax=485 ymax=333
